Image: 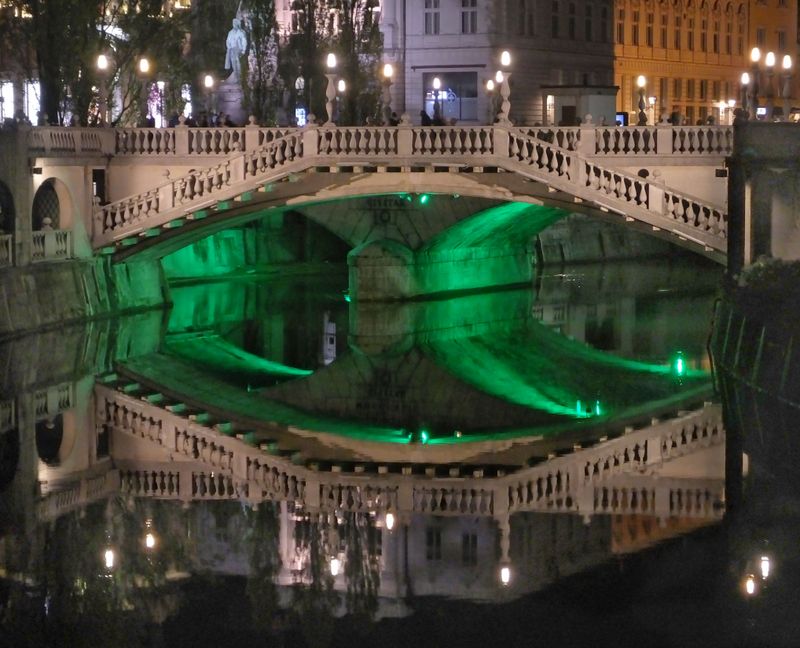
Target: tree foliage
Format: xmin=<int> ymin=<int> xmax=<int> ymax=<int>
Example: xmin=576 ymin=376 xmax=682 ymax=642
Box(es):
xmin=6 ymin=0 xmax=190 ymax=125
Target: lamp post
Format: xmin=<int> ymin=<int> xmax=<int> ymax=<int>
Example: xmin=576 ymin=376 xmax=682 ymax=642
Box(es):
xmin=740 ymin=72 xmax=750 ymax=118
xmin=496 ymin=50 xmax=512 ymax=125
xmin=203 ymin=73 xmax=215 ymax=115
xmin=432 ymin=76 xmax=441 ymax=122
xmin=137 ymin=56 xmax=151 ymax=126
xmin=749 ymin=47 xmax=761 ymax=118
xmin=485 ymin=78 xmax=496 ymax=124
xmin=382 ymin=62 xmax=394 ymax=124
xmin=782 ymin=54 xmax=793 ymax=121
xmin=96 ymin=53 xmax=110 ymax=125
xmin=636 ymin=75 xmax=647 ymax=125
xmin=765 ymin=51 xmax=776 ymax=120
xmin=324 ymin=52 xmax=337 ymax=126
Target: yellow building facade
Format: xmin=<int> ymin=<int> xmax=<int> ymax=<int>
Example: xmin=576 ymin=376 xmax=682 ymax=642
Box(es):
xmin=614 ymin=0 xmax=798 ymax=124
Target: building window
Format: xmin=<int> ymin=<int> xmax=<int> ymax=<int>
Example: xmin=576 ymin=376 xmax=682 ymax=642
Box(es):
xmin=660 ymin=77 xmax=669 ymax=106
xmin=778 ymin=30 xmax=786 ymax=51
xmin=699 ymin=79 xmax=708 ymax=99
xmin=426 ymin=527 xmax=442 ymax=560
xmin=585 ymin=4 xmax=592 ymax=41
xmin=674 ymin=16 xmax=681 ymax=49
xmin=737 ymin=15 xmax=743 ymax=55
xmin=660 ymin=13 xmax=668 ymax=47
xmin=712 ymin=80 xmax=720 ymax=99
xmin=461 ymin=0 xmax=477 ymax=34
xmin=646 ymin=12 xmax=653 ymax=46
xmin=568 ymin=2 xmax=576 ymax=38
xmin=700 ymin=18 xmax=707 ymax=52
xmin=518 ymin=0 xmax=526 ymax=35
xmin=632 ymin=10 xmax=639 ymax=45
xmin=756 ymin=27 xmax=765 ymax=47
xmin=778 ymin=0 xmax=787 ymax=6
xmin=424 ymin=0 xmax=440 ymax=35
xmin=686 ymin=105 xmax=695 ymax=123
xmin=712 ymin=20 xmax=719 ymax=52
xmin=616 ymin=8 xmax=625 ymax=43
xmin=462 ymin=533 xmax=478 ymax=566
xmin=687 ymin=78 xmax=695 ymax=99
xmin=687 ymin=18 xmax=694 ymax=50
xmin=528 ymin=1 xmax=535 ymax=33
xmin=552 ymin=0 xmax=560 ymax=37
xmin=725 ymin=21 xmax=731 ymax=54
xmin=674 ymin=77 xmax=682 ymax=99
xmin=600 ymin=6 xmax=609 ymax=42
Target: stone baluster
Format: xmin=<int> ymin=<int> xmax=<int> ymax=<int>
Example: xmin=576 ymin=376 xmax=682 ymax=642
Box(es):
xmin=576 ymin=114 xmax=596 ymax=157
xmin=174 ymin=115 xmax=189 ymax=155
xmin=397 ymin=114 xmax=413 ymax=156
xmin=245 ymin=116 xmax=260 ymax=153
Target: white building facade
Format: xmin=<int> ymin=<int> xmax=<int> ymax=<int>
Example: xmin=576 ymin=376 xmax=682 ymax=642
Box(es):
xmin=275 ymin=0 xmax=616 ymax=125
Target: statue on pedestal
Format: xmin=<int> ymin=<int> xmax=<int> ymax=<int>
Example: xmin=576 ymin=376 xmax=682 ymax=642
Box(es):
xmin=224 ymin=18 xmax=247 ymax=84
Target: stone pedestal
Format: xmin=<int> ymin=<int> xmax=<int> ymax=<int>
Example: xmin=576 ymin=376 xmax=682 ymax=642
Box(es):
xmin=216 ymin=81 xmax=247 ymax=125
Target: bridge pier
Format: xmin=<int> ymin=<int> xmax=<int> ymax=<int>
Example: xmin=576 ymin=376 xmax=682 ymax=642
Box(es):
xmin=348 ymin=239 xmax=532 ymax=301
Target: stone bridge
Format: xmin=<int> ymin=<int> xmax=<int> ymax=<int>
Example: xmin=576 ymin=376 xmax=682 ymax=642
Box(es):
xmin=0 ymin=122 xmax=732 ymax=274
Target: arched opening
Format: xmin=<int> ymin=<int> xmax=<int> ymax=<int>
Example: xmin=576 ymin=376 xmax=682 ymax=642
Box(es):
xmin=0 ymin=428 xmax=19 ymax=493
xmin=35 ymin=414 xmax=64 ymax=466
xmin=0 ymin=181 xmax=14 ymax=266
xmin=32 ymin=179 xmax=60 ymax=230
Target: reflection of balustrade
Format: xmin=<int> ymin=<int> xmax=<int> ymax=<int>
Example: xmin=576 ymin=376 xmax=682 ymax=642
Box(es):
xmin=32 ymin=383 xmax=74 ymax=420
xmin=37 ymin=469 xmax=119 ymax=521
xmin=0 ymin=233 xmax=12 ymax=267
xmin=97 ymin=384 xmax=724 ymax=522
xmin=31 ymin=229 xmax=72 ymax=262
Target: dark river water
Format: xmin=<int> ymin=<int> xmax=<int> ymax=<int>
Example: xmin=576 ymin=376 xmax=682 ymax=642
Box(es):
xmin=1 ymin=254 xmax=797 ymax=648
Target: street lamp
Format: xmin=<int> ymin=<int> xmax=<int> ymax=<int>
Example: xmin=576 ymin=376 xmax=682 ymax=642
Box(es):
xmin=636 ymin=75 xmax=647 ymax=125
xmin=496 ymin=50 xmax=513 ymax=125
xmin=96 ymin=53 xmax=110 ymax=125
xmin=765 ymin=51 xmax=776 ymax=120
xmin=486 ymin=78 xmax=497 ymax=124
xmin=432 ymin=76 xmax=442 ymax=122
xmin=382 ymin=62 xmax=394 ymax=124
xmin=782 ymin=55 xmax=793 ymax=121
xmin=740 ymin=72 xmax=750 ymax=117
xmin=750 ymin=47 xmax=761 ymax=118
xmin=324 ymin=52 xmax=337 ymax=125
xmin=137 ymin=56 xmax=152 ymax=126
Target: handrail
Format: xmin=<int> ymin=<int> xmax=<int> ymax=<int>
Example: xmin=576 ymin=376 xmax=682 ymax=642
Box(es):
xmin=92 ymin=124 xmax=728 ymax=254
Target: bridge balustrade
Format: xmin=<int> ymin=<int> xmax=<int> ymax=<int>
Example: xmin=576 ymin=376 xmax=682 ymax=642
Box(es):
xmin=31 ymin=229 xmax=72 ymax=262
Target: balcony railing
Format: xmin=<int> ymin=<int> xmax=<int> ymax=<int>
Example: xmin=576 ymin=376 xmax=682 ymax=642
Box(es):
xmin=31 ymin=229 xmax=72 ymax=262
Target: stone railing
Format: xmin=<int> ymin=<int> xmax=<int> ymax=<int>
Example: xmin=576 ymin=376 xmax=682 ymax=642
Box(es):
xmin=97 ymin=383 xmax=724 ymax=521
xmin=25 ymin=123 xmax=733 ymax=160
xmin=92 ymin=125 xmax=729 ymax=254
xmin=28 ymin=127 xmax=115 ymax=155
xmin=0 ymin=233 xmax=12 ymax=267
xmin=31 ymin=229 xmax=72 ymax=262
